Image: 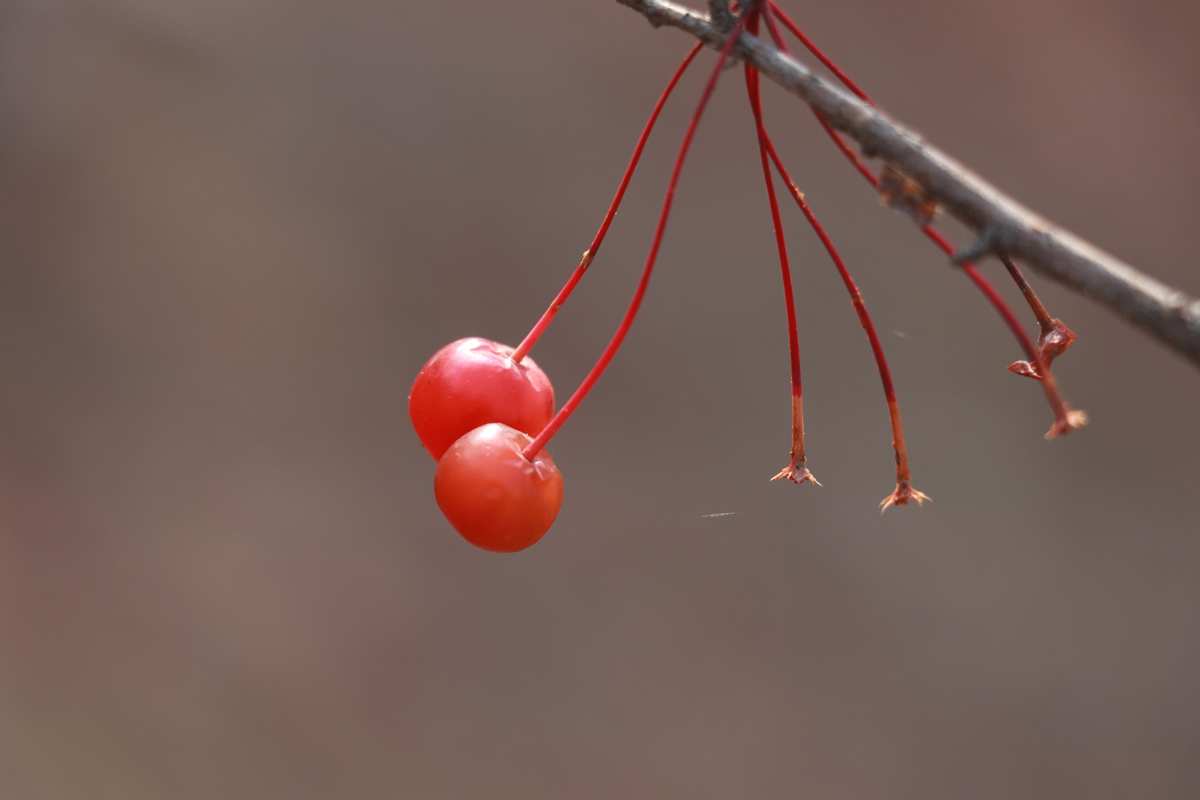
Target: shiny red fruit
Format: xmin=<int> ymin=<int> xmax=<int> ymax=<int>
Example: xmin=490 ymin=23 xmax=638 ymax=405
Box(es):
xmin=434 ymin=423 xmax=563 ymax=552
xmin=409 ymin=337 xmax=555 ymax=459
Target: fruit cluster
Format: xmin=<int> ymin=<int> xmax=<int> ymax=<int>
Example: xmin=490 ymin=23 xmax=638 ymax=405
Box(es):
xmin=411 ymin=1 xmax=1085 ymax=553
xmin=411 ymin=338 xmax=560 ymax=552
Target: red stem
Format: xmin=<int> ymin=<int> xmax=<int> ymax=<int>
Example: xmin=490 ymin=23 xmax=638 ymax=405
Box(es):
xmin=756 ymin=120 xmax=917 ymax=492
xmin=764 ymin=2 xmax=1080 ymax=434
xmin=753 ymin=11 xmax=917 ymax=491
xmin=522 ymin=17 xmax=747 ymax=460
xmin=742 ymin=16 xmax=809 ymax=477
xmin=510 ymin=43 xmax=704 ymax=364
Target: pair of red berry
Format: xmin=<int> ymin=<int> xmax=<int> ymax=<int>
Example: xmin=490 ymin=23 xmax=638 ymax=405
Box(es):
xmin=410 ymin=338 xmax=561 ymax=553
xmin=409 ymin=12 xmax=746 ymax=554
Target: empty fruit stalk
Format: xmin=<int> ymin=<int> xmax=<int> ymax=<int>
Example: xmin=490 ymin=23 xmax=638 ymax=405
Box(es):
xmin=741 ymin=54 xmax=817 ymax=487
xmin=746 ymin=63 xmax=927 ymax=510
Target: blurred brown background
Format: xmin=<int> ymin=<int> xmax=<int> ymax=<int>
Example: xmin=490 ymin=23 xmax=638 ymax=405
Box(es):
xmin=1 ymin=1 xmax=1198 ymax=797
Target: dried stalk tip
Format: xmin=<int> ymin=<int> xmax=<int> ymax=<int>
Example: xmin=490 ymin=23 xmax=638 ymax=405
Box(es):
xmin=1008 ymin=319 xmax=1079 ymax=380
xmin=879 ymin=481 xmax=931 ymax=513
xmin=1007 ymin=360 xmax=1041 ymax=380
xmin=879 ymin=164 xmax=938 ymax=226
xmin=771 ymin=463 xmax=822 ymax=487
xmin=1044 ymin=408 xmax=1089 ymax=439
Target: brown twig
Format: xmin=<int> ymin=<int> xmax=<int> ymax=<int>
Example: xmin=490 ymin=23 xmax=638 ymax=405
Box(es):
xmin=616 ymin=0 xmax=1200 ymax=367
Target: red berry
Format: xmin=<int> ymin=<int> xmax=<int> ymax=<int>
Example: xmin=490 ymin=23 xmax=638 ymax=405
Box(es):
xmin=434 ymin=423 xmax=563 ymax=552
xmin=409 ymin=337 xmax=555 ymax=459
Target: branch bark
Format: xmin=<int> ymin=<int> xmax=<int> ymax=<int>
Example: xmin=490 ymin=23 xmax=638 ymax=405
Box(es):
xmin=617 ymin=0 xmax=1200 ymax=367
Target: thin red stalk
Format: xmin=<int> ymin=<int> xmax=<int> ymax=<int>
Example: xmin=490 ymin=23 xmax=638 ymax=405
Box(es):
xmin=522 ymin=17 xmax=747 ymax=460
xmin=753 ymin=10 xmax=923 ymax=503
xmin=764 ymin=3 xmax=1082 ymax=435
xmin=766 ymin=2 xmax=871 ymax=104
xmin=757 ymin=124 xmax=922 ymax=505
xmin=510 ymin=43 xmax=704 ymax=364
xmin=742 ymin=15 xmax=814 ymax=485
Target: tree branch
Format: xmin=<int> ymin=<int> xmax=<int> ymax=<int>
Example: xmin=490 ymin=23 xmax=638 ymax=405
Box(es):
xmin=617 ymin=0 xmax=1200 ymax=367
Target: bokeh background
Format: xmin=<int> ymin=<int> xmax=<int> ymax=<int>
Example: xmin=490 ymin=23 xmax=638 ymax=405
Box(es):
xmin=1 ymin=1 xmax=1198 ymax=797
